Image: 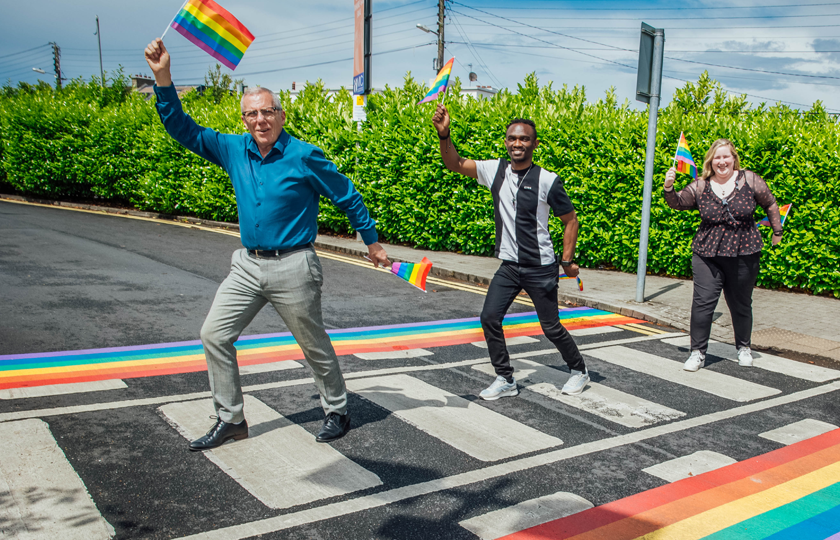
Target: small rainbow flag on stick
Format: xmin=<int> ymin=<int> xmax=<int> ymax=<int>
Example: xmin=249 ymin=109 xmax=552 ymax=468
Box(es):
xmin=674 ymin=132 xmax=697 ymax=179
xmin=390 ymin=257 xmax=433 ymax=292
xmin=162 ymin=0 xmax=254 ymax=70
xmin=418 ymin=58 xmax=455 ymax=104
xmin=560 ymin=274 xmax=584 ymax=292
xmin=758 ymin=203 xmax=792 ymax=228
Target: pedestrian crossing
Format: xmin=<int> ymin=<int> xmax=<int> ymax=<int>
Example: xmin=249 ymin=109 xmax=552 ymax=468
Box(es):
xmin=2 ymin=323 xmax=839 ymax=539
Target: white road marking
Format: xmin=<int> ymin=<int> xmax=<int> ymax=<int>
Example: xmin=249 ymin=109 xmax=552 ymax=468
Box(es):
xmin=470 ymin=336 xmax=540 ymax=348
xmin=0 ymin=419 xmax=115 ymax=539
xmin=353 ymin=348 xmax=434 ymax=360
xmin=459 ymin=492 xmax=593 ymax=539
xmin=159 ymin=396 xmax=381 ymax=510
xmin=661 ymin=336 xmax=840 ymax=383
xmin=472 ymin=359 xmax=684 ymax=428
xmin=569 ymin=326 xmax=622 ymax=337
xmin=642 ymin=450 xmax=737 ymax=483
xmin=0 ymin=379 xmax=127 ymax=400
xmin=0 ymin=333 xmax=689 ymax=424
xmin=585 ymin=346 xmax=781 ymax=402
xmin=173 ymin=381 xmax=840 ymax=540
xmin=759 ymin=418 xmax=839 ymax=446
xmin=239 ymin=360 xmax=303 ymax=375
xmin=346 ymin=374 xmax=562 ymax=461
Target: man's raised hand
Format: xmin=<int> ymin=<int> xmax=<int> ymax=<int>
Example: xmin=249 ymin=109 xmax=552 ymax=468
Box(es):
xmin=432 ymin=104 xmax=450 ymax=137
xmin=144 ymin=39 xmax=172 ymax=87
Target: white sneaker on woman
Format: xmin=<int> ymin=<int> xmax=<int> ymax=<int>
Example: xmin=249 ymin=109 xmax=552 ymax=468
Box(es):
xmin=479 ymin=375 xmax=518 ymax=400
xmin=738 ymin=347 xmax=753 ymax=367
xmin=684 ymin=350 xmax=705 ymax=372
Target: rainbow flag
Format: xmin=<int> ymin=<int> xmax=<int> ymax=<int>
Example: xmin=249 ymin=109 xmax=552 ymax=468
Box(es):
xmin=418 ymin=58 xmax=455 ymax=104
xmin=758 ymin=203 xmax=792 ymax=228
xmin=502 ymin=428 xmax=840 ymax=540
xmin=674 ymin=132 xmax=697 ymax=179
xmin=390 ymin=257 xmax=433 ymax=292
xmin=560 ymin=273 xmax=583 ymax=292
xmin=0 ymin=308 xmax=640 ymax=390
xmin=169 ymin=0 xmax=254 ymax=70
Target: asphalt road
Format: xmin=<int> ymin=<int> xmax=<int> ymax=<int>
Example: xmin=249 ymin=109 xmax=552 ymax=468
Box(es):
xmin=1 ymin=200 xmax=839 ymax=540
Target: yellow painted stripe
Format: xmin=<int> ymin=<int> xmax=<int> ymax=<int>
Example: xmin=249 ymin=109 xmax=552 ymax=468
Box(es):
xmin=184 ymin=2 xmax=249 ymax=53
xmin=615 ymin=324 xmax=658 ymax=336
xmin=635 ymin=461 xmax=840 ymax=540
xmin=624 ymin=322 xmax=668 ymax=335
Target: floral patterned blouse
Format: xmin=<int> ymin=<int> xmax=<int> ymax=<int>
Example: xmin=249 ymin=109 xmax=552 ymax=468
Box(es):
xmin=664 ymin=170 xmax=782 ymax=257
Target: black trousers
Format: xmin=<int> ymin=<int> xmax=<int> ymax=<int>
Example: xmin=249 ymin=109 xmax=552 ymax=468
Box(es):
xmin=690 ymin=253 xmax=761 ymax=354
xmin=480 ymin=261 xmax=585 ymax=379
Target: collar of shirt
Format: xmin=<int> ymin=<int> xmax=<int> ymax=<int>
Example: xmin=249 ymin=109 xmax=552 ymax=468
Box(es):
xmin=246 ymin=128 xmax=291 ymax=160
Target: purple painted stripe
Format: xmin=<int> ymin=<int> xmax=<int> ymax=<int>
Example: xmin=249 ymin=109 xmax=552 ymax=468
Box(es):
xmin=172 ymin=22 xmax=238 ymax=70
xmin=0 ymin=338 xmax=204 ymax=361
xmin=825 ymin=533 xmax=840 ymax=540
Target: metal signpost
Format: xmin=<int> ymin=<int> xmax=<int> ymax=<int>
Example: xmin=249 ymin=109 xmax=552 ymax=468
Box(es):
xmin=635 ymin=23 xmax=665 ymax=303
xmin=352 ymin=0 xmax=371 ymax=122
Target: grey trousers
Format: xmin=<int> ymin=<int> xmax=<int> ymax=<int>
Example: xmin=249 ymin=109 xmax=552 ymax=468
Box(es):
xmin=199 ymin=248 xmax=347 ymax=423
xmin=690 ymin=253 xmax=761 ymax=354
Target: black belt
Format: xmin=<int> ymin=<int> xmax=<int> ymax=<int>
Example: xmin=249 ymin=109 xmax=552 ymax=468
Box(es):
xmin=247 ymin=243 xmax=312 ymax=258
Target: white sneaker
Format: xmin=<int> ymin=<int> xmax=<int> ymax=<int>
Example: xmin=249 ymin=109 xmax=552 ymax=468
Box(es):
xmin=561 ymin=369 xmax=590 ymax=395
xmin=684 ymin=350 xmax=705 ymax=372
xmin=479 ymin=375 xmax=518 ymax=401
xmin=738 ymin=347 xmax=753 ymax=367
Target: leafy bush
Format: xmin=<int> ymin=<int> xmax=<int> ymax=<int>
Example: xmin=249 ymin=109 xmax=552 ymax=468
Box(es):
xmin=1 ymin=71 xmax=838 ymax=297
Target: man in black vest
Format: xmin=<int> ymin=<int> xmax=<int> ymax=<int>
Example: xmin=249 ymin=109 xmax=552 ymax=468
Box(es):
xmin=432 ymin=104 xmax=589 ymax=399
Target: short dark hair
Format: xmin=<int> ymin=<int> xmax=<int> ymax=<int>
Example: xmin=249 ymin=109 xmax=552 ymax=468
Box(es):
xmin=506 ymin=118 xmax=538 ymax=139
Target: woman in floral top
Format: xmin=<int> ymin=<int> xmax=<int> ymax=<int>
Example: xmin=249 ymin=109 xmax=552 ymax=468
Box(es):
xmin=664 ymin=139 xmax=782 ymax=372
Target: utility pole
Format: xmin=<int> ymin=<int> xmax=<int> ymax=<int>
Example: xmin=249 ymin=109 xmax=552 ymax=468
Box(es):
xmin=435 ymin=0 xmax=445 ymax=71
xmin=50 ymin=42 xmax=62 ymax=90
xmin=634 ymin=23 xmax=665 ymax=303
xmin=95 ymin=16 xmax=105 ymax=87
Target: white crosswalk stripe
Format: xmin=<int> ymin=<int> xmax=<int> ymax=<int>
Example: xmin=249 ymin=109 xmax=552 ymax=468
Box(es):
xmin=585 ymin=346 xmax=781 ymax=402
xmin=569 ymin=326 xmax=623 ymax=337
xmin=239 ymin=360 xmax=303 ymax=375
xmin=759 ymin=418 xmax=839 ymax=446
xmin=459 ymin=492 xmax=593 ymax=539
xmin=0 ymin=419 xmax=115 ymax=539
xmin=472 ymin=359 xmax=685 ymax=428
xmin=353 ymin=348 xmax=434 ymax=360
xmin=0 ymin=379 xmax=127 ymax=399
xmin=346 ymin=374 xmax=563 ymax=461
xmin=159 ymin=396 xmax=382 ymax=509
xmin=470 ymin=336 xmax=540 ymax=348
xmin=661 ymin=336 xmax=840 ymax=383
xmin=642 ymin=450 xmax=737 ymax=482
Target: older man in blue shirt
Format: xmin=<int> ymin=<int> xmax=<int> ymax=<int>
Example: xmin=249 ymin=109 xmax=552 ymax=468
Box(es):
xmin=145 ymin=38 xmax=389 ymax=450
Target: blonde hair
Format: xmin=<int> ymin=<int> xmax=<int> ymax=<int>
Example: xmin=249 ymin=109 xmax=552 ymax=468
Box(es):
xmin=701 ymin=139 xmax=741 ymax=180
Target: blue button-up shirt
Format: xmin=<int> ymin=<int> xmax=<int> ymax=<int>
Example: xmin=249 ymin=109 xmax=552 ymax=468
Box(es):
xmin=153 ymin=85 xmax=378 ymax=250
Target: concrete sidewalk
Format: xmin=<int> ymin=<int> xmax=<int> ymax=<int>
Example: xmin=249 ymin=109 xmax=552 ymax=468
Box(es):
xmin=315 ymin=234 xmax=840 ymax=363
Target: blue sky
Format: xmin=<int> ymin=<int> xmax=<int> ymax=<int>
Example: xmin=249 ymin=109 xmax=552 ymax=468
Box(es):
xmin=2 ymin=0 xmax=840 ymax=111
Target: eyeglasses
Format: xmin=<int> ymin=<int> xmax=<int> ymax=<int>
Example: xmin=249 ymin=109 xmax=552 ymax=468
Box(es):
xmin=242 ymin=107 xmax=279 ymax=120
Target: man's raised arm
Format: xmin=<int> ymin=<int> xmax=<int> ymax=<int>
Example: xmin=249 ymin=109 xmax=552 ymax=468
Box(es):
xmin=431 ymin=104 xmax=477 ymax=179
xmin=145 ymin=38 xmax=172 ymax=87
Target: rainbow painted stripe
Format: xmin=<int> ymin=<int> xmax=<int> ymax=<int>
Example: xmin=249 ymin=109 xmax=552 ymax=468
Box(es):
xmin=501 ymin=428 xmax=840 ymax=540
xmin=390 ymin=257 xmax=433 ymax=292
xmin=675 ymin=132 xmax=698 ymax=179
xmin=418 ymin=57 xmax=455 ymax=104
xmin=0 ymin=308 xmax=638 ymax=391
xmin=171 ymin=0 xmax=255 ymax=70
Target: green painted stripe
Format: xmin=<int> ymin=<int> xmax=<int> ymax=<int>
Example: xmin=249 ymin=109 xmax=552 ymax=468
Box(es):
xmin=179 ymin=10 xmax=244 ymax=59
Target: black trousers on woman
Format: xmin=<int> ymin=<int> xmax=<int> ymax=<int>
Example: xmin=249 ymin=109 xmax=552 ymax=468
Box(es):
xmin=690 ymin=253 xmax=761 ymax=354
xmin=480 ymin=261 xmax=586 ymax=379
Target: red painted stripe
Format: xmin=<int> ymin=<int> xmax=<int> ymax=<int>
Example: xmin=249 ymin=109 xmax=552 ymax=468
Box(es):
xmin=501 ymin=428 xmax=840 ymax=540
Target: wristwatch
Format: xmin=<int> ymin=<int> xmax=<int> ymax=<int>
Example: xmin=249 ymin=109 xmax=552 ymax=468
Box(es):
xmin=560 ymin=260 xmax=575 ymax=267
xmin=773 ymin=230 xmax=783 ymax=237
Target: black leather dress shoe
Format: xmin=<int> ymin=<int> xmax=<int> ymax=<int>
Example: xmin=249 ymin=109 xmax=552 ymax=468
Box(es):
xmin=189 ymin=417 xmax=249 ymax=451
xmin=315 ymin=412 xmax=351 ymax=443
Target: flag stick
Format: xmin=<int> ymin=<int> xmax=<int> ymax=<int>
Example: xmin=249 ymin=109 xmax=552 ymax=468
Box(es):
xmin=160 ymin=0 xmax=189 ymax=40
xmin=673 ymin=131 xmax=682 ymax=169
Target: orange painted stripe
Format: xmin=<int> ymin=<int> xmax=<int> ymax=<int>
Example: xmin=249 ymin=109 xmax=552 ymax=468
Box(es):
xmin=191 ymin=0 xmax=254 ymax=42
xmin=502 ymin=428 xmax=840 ymax=540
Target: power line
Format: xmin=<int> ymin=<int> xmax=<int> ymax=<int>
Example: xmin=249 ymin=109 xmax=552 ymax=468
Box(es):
xmin=0 ymin=44 xmax=51 ymax=61
xmin=448 ymin=13 xmax=504 ymax=88
xmin=454 ymin=1 xmax=840 ymax=11
xmin=666 ymin=57 xmax=840 ymax=80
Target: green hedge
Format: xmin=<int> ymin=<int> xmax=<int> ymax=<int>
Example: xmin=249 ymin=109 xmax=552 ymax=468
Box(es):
xmin=1 ymin=72 xmax=838 ymax=297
